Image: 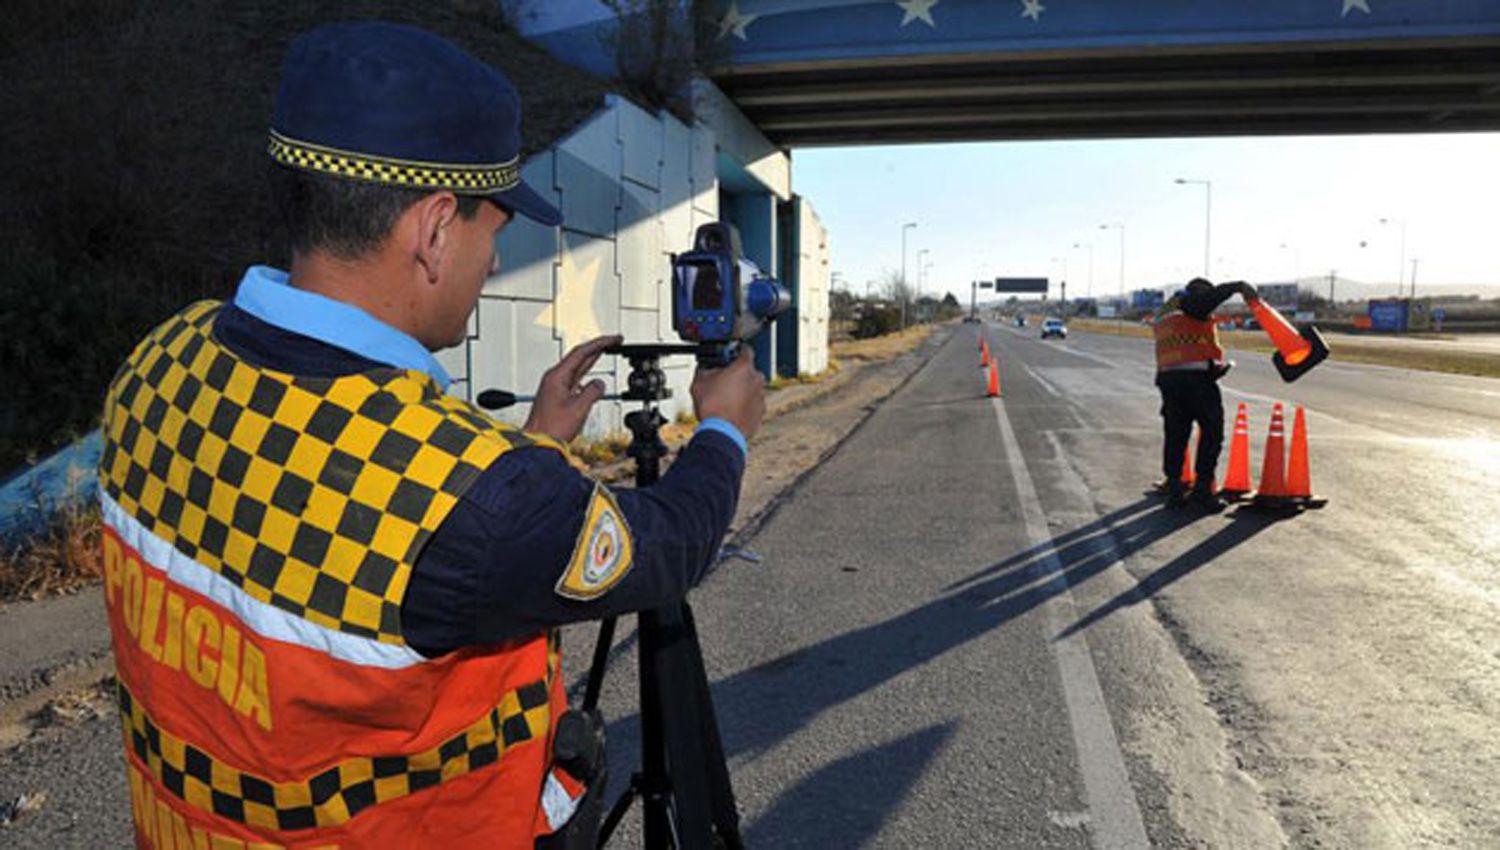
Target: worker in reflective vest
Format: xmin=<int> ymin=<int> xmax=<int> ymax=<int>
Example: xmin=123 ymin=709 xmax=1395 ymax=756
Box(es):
xmin=98 ymin=22 xmax=765 ymax=849
xmin=1153 ymin=278 xmax=1258 ymax=509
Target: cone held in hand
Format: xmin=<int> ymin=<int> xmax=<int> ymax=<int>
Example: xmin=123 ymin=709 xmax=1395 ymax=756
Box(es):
xmin=1247 ymin=297 xmax=1330 ymax=383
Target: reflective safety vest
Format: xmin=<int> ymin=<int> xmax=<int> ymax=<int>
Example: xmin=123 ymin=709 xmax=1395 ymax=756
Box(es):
xmin=98 ymin=302 xmax=586 ymax=849
xmin=1153 ymin=309 xmax=1225 ymax=370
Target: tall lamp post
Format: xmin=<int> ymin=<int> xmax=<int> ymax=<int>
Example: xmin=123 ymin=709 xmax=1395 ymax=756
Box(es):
xmin=916 ymin=248 xmax=930 ymax=317
xmin=1279 ymin=242 xmax=1300 ymax=283
xmin=1099 ymin=222 xmax=1126 ymax=317
xmin=901 ymin=221 xmax=918 ymax=329
xmin=1050 ymin=255 xmax=1069 ymax=314
xmin=1073 ymin=241 xmax=1094 ymax=299
xmin=1378 ymin=217 xmax=1409 ymax=298
xmin=1174 ymin=177 xmax=1212 ymax=278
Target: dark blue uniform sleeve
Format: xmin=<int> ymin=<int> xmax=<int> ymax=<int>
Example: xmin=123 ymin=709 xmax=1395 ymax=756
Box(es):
xmin=1179 ymin=283 xmax=1241 ymax=321
xmin=400 ymin=430 xmax=746 ymax=657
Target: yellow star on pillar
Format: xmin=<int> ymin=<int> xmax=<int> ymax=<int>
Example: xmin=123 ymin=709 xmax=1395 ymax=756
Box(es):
xmin=717 ymin=1 xmax=760 ymax=41
xmin=897 ymin=0 xmax=940 ymax=28
xmin=535 ymin=239 xmax=607 ymax=350
xmin=1341 ymin=0 xmax=1371 ymax=16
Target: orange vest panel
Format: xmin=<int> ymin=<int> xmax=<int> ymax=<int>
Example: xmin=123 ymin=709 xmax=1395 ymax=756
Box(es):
xmin=1154 ymin=310 xmax=1224 ymax=369
xmin=100 ymin=303 xmax=578 ymax=848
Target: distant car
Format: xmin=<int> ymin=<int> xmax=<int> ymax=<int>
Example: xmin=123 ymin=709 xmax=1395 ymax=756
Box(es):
xmin=1040 ymin=317 xmax=1068 ymax=339
xmin=962 ymin=315 xmax=982 ymax=324
xmin=1013 ymin=315 xmax=1026 ymax=328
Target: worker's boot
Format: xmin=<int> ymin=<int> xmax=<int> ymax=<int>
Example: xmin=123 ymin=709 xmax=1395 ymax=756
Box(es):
xmin=1164 ymin=480 xmax=1189 ymax=509
xmin=1190 ymin=483 xmax=1227 ymax=513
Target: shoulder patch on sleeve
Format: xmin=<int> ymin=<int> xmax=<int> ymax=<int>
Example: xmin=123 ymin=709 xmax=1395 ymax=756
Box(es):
xmin=555 ymin=484 xmax=635 ymax=601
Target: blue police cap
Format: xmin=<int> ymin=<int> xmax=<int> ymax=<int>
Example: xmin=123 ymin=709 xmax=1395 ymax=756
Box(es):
xmin=269 ymin=22 xmax=560 ymax=227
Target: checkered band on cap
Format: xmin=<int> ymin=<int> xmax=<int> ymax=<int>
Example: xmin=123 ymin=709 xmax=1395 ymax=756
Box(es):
xmin=117 ymin=676 xmax=550 ymax=830
xmin=100 ymin=301 xmax=557 ymax=644
xmin=268 ymin=130 xmax=520 ymax=194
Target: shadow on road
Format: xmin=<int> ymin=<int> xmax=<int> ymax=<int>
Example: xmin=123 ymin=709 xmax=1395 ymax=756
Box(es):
xmin=1056 ymin=508 xmax=1282 ymax=640
xmin=595 ymin=494 xmax=1233 ymax=834
xmin=743 ymin=722 xmax=958 ymax=848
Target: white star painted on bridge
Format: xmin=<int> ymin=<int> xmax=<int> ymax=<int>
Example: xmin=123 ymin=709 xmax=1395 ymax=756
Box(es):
xmin=717 ymin=2 xmax=760 ymax=41
xmin=897 ymin=0 xmax=939 ymax=28
xmin=1020 ymin=0 xmax=1045 ymax=22
xmin=1341 ymin=0 xmax=1371 ymax=16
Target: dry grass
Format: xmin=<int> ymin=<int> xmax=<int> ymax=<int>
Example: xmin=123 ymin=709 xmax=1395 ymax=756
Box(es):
xmin=1071 ymin=319 xmax=1500 ymax=380
xmin=0 ymin=501 xmax=102 ymax=603
xmin=832 ymin=325 xmax=937 ymax=362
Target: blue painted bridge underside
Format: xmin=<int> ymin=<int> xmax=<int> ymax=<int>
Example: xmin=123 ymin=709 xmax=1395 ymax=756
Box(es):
xmin=706 ymin=0 xmax=1500 ymax=145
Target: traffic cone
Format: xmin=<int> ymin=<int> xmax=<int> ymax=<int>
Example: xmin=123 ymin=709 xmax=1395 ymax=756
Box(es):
xmin=986 ymin=358 xmax=1001 ymax=397
xmin=980 ymin=339 xmax=990 ymax=367
xmin=1282 ymin=406 xmax=1327 ymax=508
xmin=1251 ymin=403 xmax=1288 ymax=506
xmin=1246 ymin=295 xmax=1330 ymax=383
xmin=1220 ymin=403 xmax=1254 ymax=500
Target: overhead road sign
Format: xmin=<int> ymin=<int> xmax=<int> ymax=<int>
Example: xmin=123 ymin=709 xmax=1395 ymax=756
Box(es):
xmin=994 ymin=277 xmax=1048 ymax=293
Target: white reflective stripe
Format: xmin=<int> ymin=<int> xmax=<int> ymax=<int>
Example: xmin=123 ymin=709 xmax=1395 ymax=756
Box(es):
xmin=99 ymin=487 xmax=427 ymax=670
xmin=541 ymin=770 xmax=583 ymax=832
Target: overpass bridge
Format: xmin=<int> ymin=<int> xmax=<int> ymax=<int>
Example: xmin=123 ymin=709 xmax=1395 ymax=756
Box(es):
xmin=706 ymin=0 xmax=1500 ymax=146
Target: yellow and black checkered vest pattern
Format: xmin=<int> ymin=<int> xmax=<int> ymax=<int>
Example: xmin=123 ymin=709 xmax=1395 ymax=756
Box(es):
xmin=99 ymin=300 xmax=548 ymax=644
xmin=1154 ymin=309 xmax=1224 ymax=369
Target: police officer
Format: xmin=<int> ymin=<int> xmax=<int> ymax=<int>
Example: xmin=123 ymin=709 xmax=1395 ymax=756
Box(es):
xmin=97 ymin=22 xmax=761 ymax=849
xmin=1154 ymin=277 xmax=1257 ymax=510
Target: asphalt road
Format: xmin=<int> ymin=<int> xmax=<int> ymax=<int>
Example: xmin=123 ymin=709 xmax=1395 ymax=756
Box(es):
xmin=589 ymin=321 xmax=1500 ymax=848
xmin=4 ymin=322 xmax=1498 ymax=847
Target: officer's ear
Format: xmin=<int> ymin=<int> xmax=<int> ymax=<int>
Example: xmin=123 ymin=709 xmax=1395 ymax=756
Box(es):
xmin=411 ymin=192 xmax=461 ymax=284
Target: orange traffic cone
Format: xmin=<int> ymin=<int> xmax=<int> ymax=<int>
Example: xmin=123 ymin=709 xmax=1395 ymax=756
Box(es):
xmin=1246 ymin=295 xmax=1330 ymax=383
xmin=1283 ymin=406 xmax=1328 ymax=507
xmin=1221 ymin=403 xmax=1254 ymax=500
xmin=980 ymin=339 xmax=990 ymax=367
xmin=1179 ymin=433 xmax=1196 ymax=488
xmin=986 ymin=358 xmax=1001 ymax=397
xmin=1253 ymin=403 xmax=1288 ymax=502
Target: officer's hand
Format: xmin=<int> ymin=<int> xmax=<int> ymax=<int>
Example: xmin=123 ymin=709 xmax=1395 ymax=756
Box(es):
xmin=526 ymin=335 xmax=623 ymax=443
xmin=691 ymin=348 xmax=765 ymax=442
xmin=1238 ymin=282 xmax=1260 ymax=301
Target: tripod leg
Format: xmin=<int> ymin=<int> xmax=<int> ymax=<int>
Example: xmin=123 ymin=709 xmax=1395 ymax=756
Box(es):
xmin=584 ymin=617 xmax=617 ymax=712
xmin=637 ymin=609 xmax=684 ymax=849
xmin=679 ymin=604 xmax=744 ymax=849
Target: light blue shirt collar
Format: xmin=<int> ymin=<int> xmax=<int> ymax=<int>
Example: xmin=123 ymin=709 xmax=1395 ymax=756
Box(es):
xmin=232 ymin=266 xmax=452 ymax=389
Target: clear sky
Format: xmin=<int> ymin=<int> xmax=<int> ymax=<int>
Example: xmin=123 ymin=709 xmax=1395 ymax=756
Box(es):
xmin=790 ymin=132 xmax=1500 ymax=302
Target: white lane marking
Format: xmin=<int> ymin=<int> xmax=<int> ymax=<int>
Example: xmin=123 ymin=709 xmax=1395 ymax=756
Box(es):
xmin=1219 ymin=386 xmax=1346 ymax=425
xmin=1018 ymin=360 xmax=1064 ymax=398
xmin=990 ymin=397 xmax=1152 ymax=850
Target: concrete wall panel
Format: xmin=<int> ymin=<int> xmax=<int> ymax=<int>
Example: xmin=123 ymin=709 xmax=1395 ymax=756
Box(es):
xmin=470 ymin=297 xmax=563 ymax=429
xmin=615 ymin=96 xmax=663 ymax=190
xmin=617 ymin=181 xmax=664 ymax=311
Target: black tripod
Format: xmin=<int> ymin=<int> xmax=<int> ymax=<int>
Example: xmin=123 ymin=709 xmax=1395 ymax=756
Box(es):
xmin=582 ymin=344 xmax=744 ymax=850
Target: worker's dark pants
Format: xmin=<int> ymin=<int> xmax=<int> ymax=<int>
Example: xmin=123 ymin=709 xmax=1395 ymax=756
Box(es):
xmin=1155 ymin=370 xmax=1224 ymax=489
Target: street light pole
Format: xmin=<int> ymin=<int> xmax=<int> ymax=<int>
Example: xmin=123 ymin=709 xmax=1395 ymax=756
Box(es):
xmin=917 ymin=248 xmax=930 ymax=310
xmin=1279 ymin=242 xmax=1300 ymax=283
xmin=1378 ymin=217 xmax=1408 ymax=297
xmin=1175 ymin=177 xmax=1212 ymax=278
xmin=1099 ymin=223 xmax=1126 ymax=317
xmin=1074 ymin=242 xmax=1094 ymax=298
xmin=901 ymin=221 xmax=917 ymax=329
